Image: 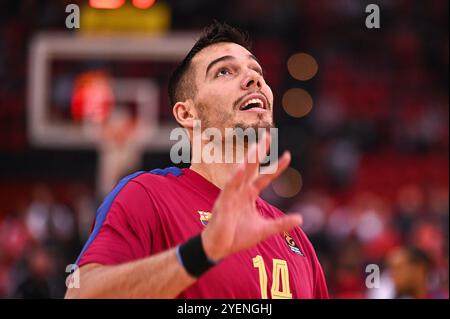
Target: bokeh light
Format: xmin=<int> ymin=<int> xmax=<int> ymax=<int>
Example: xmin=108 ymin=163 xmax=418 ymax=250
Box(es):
xmin=287 ymin=53 xmax=318 ymax=81
xmin=132 ymin=0 xmax=157 ymax=9
xmin=89 ymin=0 xmax=125 ymax=9
xmin=282 ymin=88 xmax=313 ymax=118
xmin=272 ymin=167 xmax=303 ymax=198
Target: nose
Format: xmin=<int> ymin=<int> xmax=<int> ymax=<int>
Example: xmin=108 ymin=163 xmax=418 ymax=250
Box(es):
xmin=241 ymin=70 xmax=262 ymax=90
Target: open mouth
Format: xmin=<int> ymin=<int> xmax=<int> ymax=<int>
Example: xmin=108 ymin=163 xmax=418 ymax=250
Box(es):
xmin=239 ymin=97 xmax=266 ymax=111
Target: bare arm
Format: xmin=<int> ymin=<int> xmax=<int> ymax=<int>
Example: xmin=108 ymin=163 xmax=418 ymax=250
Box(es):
xmin=65 ymin=132 xmax=302 ymax=299
xmin=65 ymin=247 xmax=195 ymax=298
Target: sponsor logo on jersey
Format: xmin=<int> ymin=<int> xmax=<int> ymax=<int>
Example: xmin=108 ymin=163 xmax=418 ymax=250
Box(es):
xmin=284 ymin=231 xmax=304 ymax=256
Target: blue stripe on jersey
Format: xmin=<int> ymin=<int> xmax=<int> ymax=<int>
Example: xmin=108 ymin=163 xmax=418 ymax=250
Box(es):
xmin=73 ymin=171 xmax=145 ymax=269
xmin=72 ymin=167 xmax=183 ymax=271
xmin=150 ymin=166 xmax=182 ymax=177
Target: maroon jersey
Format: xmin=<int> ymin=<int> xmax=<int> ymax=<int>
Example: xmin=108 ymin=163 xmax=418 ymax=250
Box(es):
xmin=76 ymin=167 xmax=328 ymax=299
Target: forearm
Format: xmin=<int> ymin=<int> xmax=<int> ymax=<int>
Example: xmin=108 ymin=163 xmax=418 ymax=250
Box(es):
xmin=65 ymin=247 xmax=196 ymax=299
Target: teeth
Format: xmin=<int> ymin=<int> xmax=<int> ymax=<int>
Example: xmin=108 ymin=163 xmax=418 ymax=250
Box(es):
xmin=242 ymin=98 xmax=263 ymax=109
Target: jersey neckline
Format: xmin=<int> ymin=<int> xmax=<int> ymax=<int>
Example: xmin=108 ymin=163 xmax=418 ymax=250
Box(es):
xmin=181 ymin=168 xmax=221 ymax=197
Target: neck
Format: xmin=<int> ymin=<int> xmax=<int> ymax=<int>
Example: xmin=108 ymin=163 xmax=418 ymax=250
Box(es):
xmin=188 ymin=135 xmax=249 ymax=189
xmin=190 ymin=162 xmax=240 ymax=190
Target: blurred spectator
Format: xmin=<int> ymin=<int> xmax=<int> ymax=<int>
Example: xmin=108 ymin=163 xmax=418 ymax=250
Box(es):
xmin=9 ymin=245 xmax=60 ymax=299
xmin=0 ymin=185 xmax=80 ymax=298
xmin=0 ymin=209 xmax=30 ymax=266
xmin=25 ymin=185 xmax=76 ymax=245
xmin=98 ymin=107 xmax=141 ymax=198
xmin=385 ymin=246 xmax=447 ymax=299
xmin=331 ymin=236 xmax=366 ymax=298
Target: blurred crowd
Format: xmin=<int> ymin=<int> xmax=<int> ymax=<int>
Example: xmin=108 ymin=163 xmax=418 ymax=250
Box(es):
xmin=286 ymin=185 xmax=448 ymax=298
xmin=0 ymin=185 xmax=94 ymax=298
xmin=0 ymin=0 xmax=448 ymax=298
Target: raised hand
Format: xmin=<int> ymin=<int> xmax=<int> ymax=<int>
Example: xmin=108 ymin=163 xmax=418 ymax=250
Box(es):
xmin=201 ymin=131 xmax=303 ymax=261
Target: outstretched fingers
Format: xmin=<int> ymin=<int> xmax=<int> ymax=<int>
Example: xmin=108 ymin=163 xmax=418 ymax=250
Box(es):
xmin=223 ymin=130 xmax=273 ymax=198
xmin=253 ymin=151 xmax=291 ymax=193
xmin=261 ymin=214 xmax=303 ymax=240
xmin=241 ymin=129 xmax=271 ymax=184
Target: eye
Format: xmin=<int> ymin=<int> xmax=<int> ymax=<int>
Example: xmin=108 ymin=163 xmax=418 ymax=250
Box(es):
xmin=216 ymin=68 xmax=232 ymax=77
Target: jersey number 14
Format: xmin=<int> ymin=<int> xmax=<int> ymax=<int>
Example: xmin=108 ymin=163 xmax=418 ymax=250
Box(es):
xmin=252 ymin=255 xmax=293 ymax=299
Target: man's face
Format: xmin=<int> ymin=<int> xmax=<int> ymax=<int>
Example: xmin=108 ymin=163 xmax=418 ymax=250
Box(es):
xmin=387 ymin=249 xmax=425 ymax=296
xmin=387 ymin=250 xmax=413 ymax=294
xmin=190 ymin=42 xmax=274 ymax=132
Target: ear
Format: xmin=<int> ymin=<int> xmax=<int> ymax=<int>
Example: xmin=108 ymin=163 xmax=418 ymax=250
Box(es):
xmin=172 ymin=99 xmax=197 ymax=129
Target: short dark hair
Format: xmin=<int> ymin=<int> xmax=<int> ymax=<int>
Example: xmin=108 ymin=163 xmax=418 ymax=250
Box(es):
xmin=168 ymin=21 xmax=252 ymax=107
xmin=406 ymin=246 xmax=432 ymax=270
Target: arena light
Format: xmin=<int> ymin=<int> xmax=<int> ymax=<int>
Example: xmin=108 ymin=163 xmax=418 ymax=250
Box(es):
xmin=82 ymin=1 xmax=170 ymax=33
xmin=89 ymin=0 xmax=125 ymax=9
xmin=132 ymin=0 xmax=156 ymax=9
xmin=71 ymin=71 xmax=114 ymax=124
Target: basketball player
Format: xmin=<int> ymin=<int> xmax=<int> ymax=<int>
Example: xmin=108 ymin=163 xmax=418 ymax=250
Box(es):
xmin=65 ymin=22 xmax=328 ymax=299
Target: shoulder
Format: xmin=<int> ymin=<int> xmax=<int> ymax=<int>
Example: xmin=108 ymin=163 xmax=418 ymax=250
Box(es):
xmin=120 ymin=166 xmax=184 ymax=192
xmin=107 ymin=167 xmax=185 ymax=206
xmin=258 ymin=198 xmax=319 ymax=256
xmin=256 ymin=198 xmax=289 ymax=219
xmin=94 ymin=167 xmax=185 ymax=228
xmin=132 ymin=167 xmax=184 ymax=187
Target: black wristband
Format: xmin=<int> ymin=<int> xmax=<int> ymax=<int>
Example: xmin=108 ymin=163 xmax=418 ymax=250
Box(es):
xmin=176 ymin=234 xmax=217 ymax=278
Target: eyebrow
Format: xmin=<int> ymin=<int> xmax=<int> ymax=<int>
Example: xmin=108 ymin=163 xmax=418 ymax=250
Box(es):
xmin=205 ymin=54 xmax=261 ymax=77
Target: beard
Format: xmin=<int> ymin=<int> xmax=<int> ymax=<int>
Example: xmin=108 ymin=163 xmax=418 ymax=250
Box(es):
xmin=234 ymin=117 xmax=275 ymax=144
xmin=195 ymin=102 xmax=275 ymax=154
xmin=197 ymin=110 xmax=275 ymax=147
xmin=196 ymin=102 xmax=274 ymax=131
xmin=234 ymin=114 xmax=275 ymax=131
